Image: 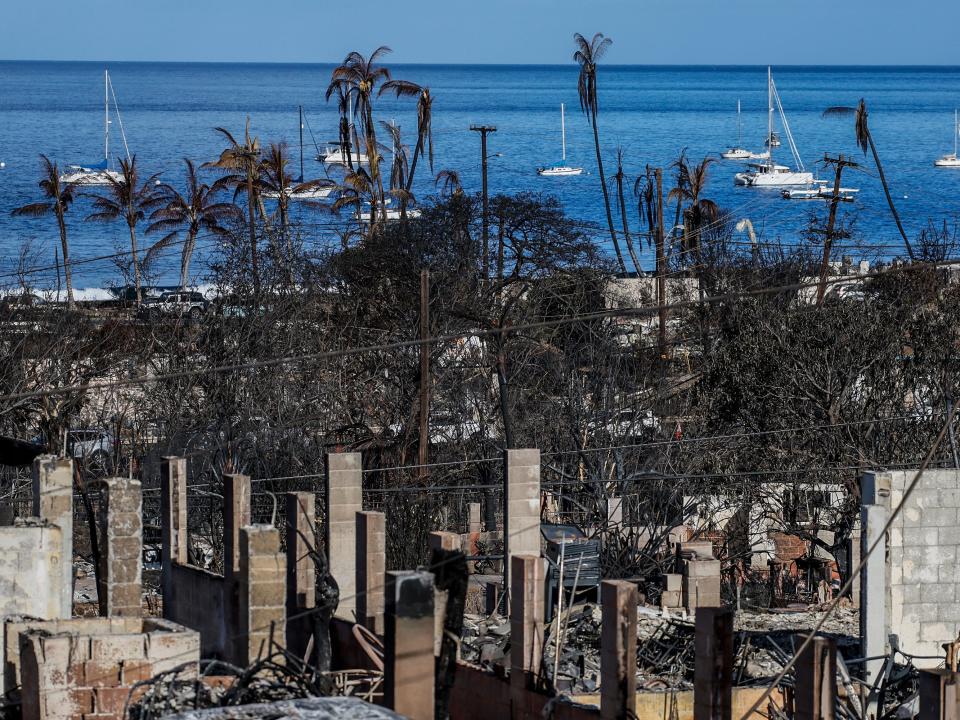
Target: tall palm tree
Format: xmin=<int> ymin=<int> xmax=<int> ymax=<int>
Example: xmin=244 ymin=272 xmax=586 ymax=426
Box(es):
xmin=84 ymin=156 xmax=165 ymax=305
xmin=326 ymin=47 xmax=394 ymax=225
xmin=204 ymin=119 xmax=264 ymax=290
xmin=12 ymin=155 xmax=77 ymax=308
xmin=668 ymin=148 xmax=690 ymax=248
xmin=613 ymin=149 xmax=642 ymax=275
xmin=380 ymin=80 xmax=435 ymax=194
xmin=574 ymin=31 xmax=624 ymax=273
xmin=147 ymin=159 xmax=241 ymax=289
xmin=824 ymin=100 xmax=914 ymax=259
xmin=435 ymin=169 xmax=462 ymax=198
xmin=328 ymin=84 xmax=356 ymax=172
xmin=258 ymin=142 xmax=296 ymax=233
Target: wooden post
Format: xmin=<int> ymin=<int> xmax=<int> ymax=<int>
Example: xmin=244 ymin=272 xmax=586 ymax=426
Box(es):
xmin=418 ymin=268 xmax=430 ymax=479
xmin=919 ymin=670 xmax=959 ymax=720
xmin=795 ymin=635 xmax=837 ymax=720
xmin=601 ymin=580 xmax=638 ymax=719
xmin=694 ymin=607 xmax=733 ymax=720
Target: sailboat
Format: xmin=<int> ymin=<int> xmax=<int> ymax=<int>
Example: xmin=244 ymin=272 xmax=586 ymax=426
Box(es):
xmin=318 ymin=102 xmax=369 ymax=167
xmin=721 ymin=100 xmax=752 ymax=160
xmin=735 ymin=67 xmax=815 ymax=188
xmin=263 ymin=107 xmax=336 ymax=201
xmin=60 ymin=70 xmax=128 ymax=186
xmin=935 ymin=110 xmax=960 ymax=168
xmin=538 ymin=104 xmax=583 ymax=176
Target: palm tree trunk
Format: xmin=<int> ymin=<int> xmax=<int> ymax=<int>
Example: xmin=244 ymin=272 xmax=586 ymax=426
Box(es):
xmin=615 ymin=170 xmax=642 ymax=275
xmin=180 ymin=229 xmax=197 ymax=290
xmin=590 ymin=108 xmax=625 ymax=273
xmin=246 ymin=173 xmax=260 ymax=292
xmin=868 ymin=133 xmax=914 ymax=260
xmin=128 ymin=222 xmax=141 ymax=306
xmin=56 ymin=209 xmax=74 ymax=309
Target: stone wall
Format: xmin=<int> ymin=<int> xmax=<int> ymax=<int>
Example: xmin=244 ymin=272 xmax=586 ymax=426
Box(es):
xmin=863 ymin=470 xmax=960 ymax=665
xmin=10 ymin=617 xmax=199 ymax=720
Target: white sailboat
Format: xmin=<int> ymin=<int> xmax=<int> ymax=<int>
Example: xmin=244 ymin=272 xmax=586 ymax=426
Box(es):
xmin=60 ymin=70 xmax=128 ymax=186
xmin=263 ymin=106 xmax=336 ymax=201
xmin=735 ymin=67 xmax=815 ymax=188
xmin=538 ymin=104 xmax=583 ymax=176
xmin=720 ymin=100 xmax=752 ymax=160
xmin=318 ymin=102 xmax=368 ymax=167
xmin=935 ymin=110 xmax=960 ymax=168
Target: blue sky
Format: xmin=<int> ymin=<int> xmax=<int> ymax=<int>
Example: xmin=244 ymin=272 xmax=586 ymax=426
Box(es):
xmin=3 ymin=0 xmax=958 ymax=65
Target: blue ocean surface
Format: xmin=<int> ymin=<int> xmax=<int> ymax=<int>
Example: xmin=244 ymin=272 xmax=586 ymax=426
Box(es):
xmin=0 ymin=61 xmax=959 ymax=287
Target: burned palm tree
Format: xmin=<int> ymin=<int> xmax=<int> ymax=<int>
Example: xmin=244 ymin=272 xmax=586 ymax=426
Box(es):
xmin=258 ymin=142 xmax=296 ymax=233
xmin=12 ymin=155 xmax=77 ymax=308
xmin=435 ymin=169 xmax=462 ymax=199
xmin=327 ymin=47 xmax=395 ymax=225
xmin=333 ymin=167 xmax=378 ymax=226
xmin=823 ymin=100 xmax=914 ymax=259
xmin=147 ymin=159 xmax=241 ymax=289
xmin=204 ymin=119 xmax=263 ymax=291
xmin=574 ymin=31 xmax=624 ymax=273
xmin=380 ymin=80 xmax=435 ymax=194
xmin=613 ymin=148 xmax=642 ymax=274
xmin=84 ymin=156 xmax=165 ymax=305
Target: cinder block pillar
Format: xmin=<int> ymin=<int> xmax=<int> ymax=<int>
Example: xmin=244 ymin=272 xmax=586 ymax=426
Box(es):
xmin=510 ymin=554 xmax=545 ymax=689
xmin=356 ymin=511 xmax=385 ymax=635
xmin=694 ymin=606 xmax=733 ymax=720
xmin=468 ymin=502 xmax=482 ymax=533
xmin=601 ymin=580 xmax=638 ymax=720
xmin=794 ymin=635 xmax=837 ymax=720
xmin=919 ymin=669 xmax=959 ymax=720
xmin=384 ymin=570 xmax=435 ymax=720
xmin=429 ymin=531 xmax=460 ymax=552
xmin=160 ymin=456 xmax=187 ymax=616
xmin=861 ymin=503 xmax=887 ymax=707
xmin=238 ymin=524 xmax=286 ymax=666
xmin=504 ymin=449 xmax=541 ymax=607
xmin=32 ymin=455 xmax=73 ymax=618
xmin=429 ymin=531 xmax=460 ymax=655
xmin=100 ymin=477 xmax=143 ymax=617
xmin=286 ymin=492 xmax=316 ymax=660
xmin=223 ymin=473 xmax=251 ymax=583
xmin=326 ymin=453 xmax=362 ymax=620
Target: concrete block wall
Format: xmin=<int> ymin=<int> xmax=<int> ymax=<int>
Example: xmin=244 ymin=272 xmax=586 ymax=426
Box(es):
xmin=864 ymin=470 xmax=960 ymax=666
xmin=99 ymin=478 xmax=143 ymax=617
xmin=326 ymin=453 xmax=362 ymax=620
xmin=237 ymin=525 xmax=286 ymax=665
xmin=14 ymin=617 xmax=199 ymax=720
xmin=0 ymin=520 xmax=64 ymax=621
xmin=32 ymin=456 xmax=73 ymax=616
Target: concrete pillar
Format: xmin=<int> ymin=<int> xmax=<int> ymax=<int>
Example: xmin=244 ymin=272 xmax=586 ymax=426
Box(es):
xmin=510 ymin=554 xmax=545 ymax=689
xmin=694 ymin=606 xmax=733 ymax=720
xmin=861 ymin=503 xmax=887 ymax=706
xmin=849 ymin=517 xmax=861 ymax=608
xmin=223 ymin=473 xmax=251 ymax=582
xmin=160 ymin=457 xmax=187 ymax=615
xmin=919 ymin=669 xmax=959 ymax=720
xmin=429 ymin=532 xmax=460 ymax=656
xmin=100 ymin=477 xmax=143 ymax=617
xmin=326 ymin=453 xmax=361 ymax=619
xmin=356 ymin=511 xmax=385 ymax=635
xmin=601 ymin=580 xmax=638 ymax=720
xmin=237 ymin=524 xmax=286 ymax=665
xmin=504 ymin=449 xmax=541 ymax=607
xmin=468 ymin=502 xmax=482 ymax=533
xmin=429 ymin=531 xmax=460 ymax=552
xmin=285 ymin=492 xmax=316 ymax=660
xmin=384 ymin=570 xmax=435 ymax=720
xmin=794 ymin=635 xmax=837 ymax=720
xmin=32 ymin=455 xmax=73 ymax=618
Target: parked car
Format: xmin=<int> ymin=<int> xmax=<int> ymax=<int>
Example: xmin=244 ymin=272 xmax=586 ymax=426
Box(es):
xmin=138 ymin=291 xmax=208 ymax=321
xmin=33 ymin=429 xmax=114 ymax=468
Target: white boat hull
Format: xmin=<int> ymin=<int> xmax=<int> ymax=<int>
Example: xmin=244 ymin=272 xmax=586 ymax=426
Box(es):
xmin=935 ymin=155 xmax=960 ymax=168
xmin=721 ymin=148 xmax=751 ymax=160
xmin=355 ymin=208 xmax=422 ymax=223
xmin=262 ymin=186 xmax=335 ymax=201
xmin=538 ymin=166 xmax=583 ymax=176
xmin=59 ymin=168 xmax=122 ymax=186
xmin=736 ymin=170 xmax=815 ymax=187
xmin=319 ymin=149 xmax=368 ymax=167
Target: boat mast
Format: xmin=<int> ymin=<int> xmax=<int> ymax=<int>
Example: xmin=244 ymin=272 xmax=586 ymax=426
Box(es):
xmin=561 ymin=103 xmax=566 ymax=162
xmin=737 ymin=99 xmax=742 ymax=147
xmin=299 ymin=105 xmax=304 ymax=182
xmin=767 ymin=66 xmax=773 ymax=167
xmin=955 ymin=109 xmax=958 ymax=157
xmin=104 ymin=69 xmax=109 ymax=165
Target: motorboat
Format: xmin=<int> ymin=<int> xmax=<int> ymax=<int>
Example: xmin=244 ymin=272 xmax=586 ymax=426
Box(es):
xmin=538 ymin=104 xmax=584 ymax=176
xmin=781 ymin=186 xmax=858 ymax=201
xmin=262 ymin=107 xmax=338 ymax=201
xmin=60 ymin=70 xmax=130 ymax=186
xmin=935 ymin=110 xmax=960 ymax=167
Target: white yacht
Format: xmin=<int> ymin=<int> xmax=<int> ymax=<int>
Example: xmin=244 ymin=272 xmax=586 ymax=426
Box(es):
xmin=318 ymin=144 xmax=369 ymax=167
xmin=262 ymin=107 xmax=338 ymax=201
xmin=735 ymin=68 xmax=814 ymax=188
xmin=538 ymin=104 xmax=584 ymax=176
xmin=935 ymin=110 xmax=960 ymax=168
xmin=720 ymin=100 xmax=753 ymax=160
xmin=60 ymin=70 xmax=129 ymax=186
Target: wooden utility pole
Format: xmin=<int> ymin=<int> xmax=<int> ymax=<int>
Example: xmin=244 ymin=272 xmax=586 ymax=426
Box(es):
xmin=816 ymin=154 xmax=859 ymax=305
xmin=654 ymin=168 xmax=668 ymax=361
xmin=470 ymin=125 xmax=497 ymax=281
xmin=418 ymin=269 xmax=430 ymax=478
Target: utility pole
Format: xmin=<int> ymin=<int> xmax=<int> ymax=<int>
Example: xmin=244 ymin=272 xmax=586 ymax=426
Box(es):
xmin=816 ymin=153 xmax=859 ymax=305
xmin=470 ymin=125 xmax=497 ymax=281
xmin=654 ymin=168 xmax=668 ymax=362
xmin=419 ymin=269 xmax=430 ymax=479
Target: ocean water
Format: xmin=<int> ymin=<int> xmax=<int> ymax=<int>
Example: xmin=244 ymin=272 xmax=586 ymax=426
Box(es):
xmin=1 ymin=61 xmax=959 ymax=287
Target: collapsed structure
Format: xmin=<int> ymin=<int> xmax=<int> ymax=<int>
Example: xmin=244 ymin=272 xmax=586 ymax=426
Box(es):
xmin=0 ymin=452 xmax=957 ymax=719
